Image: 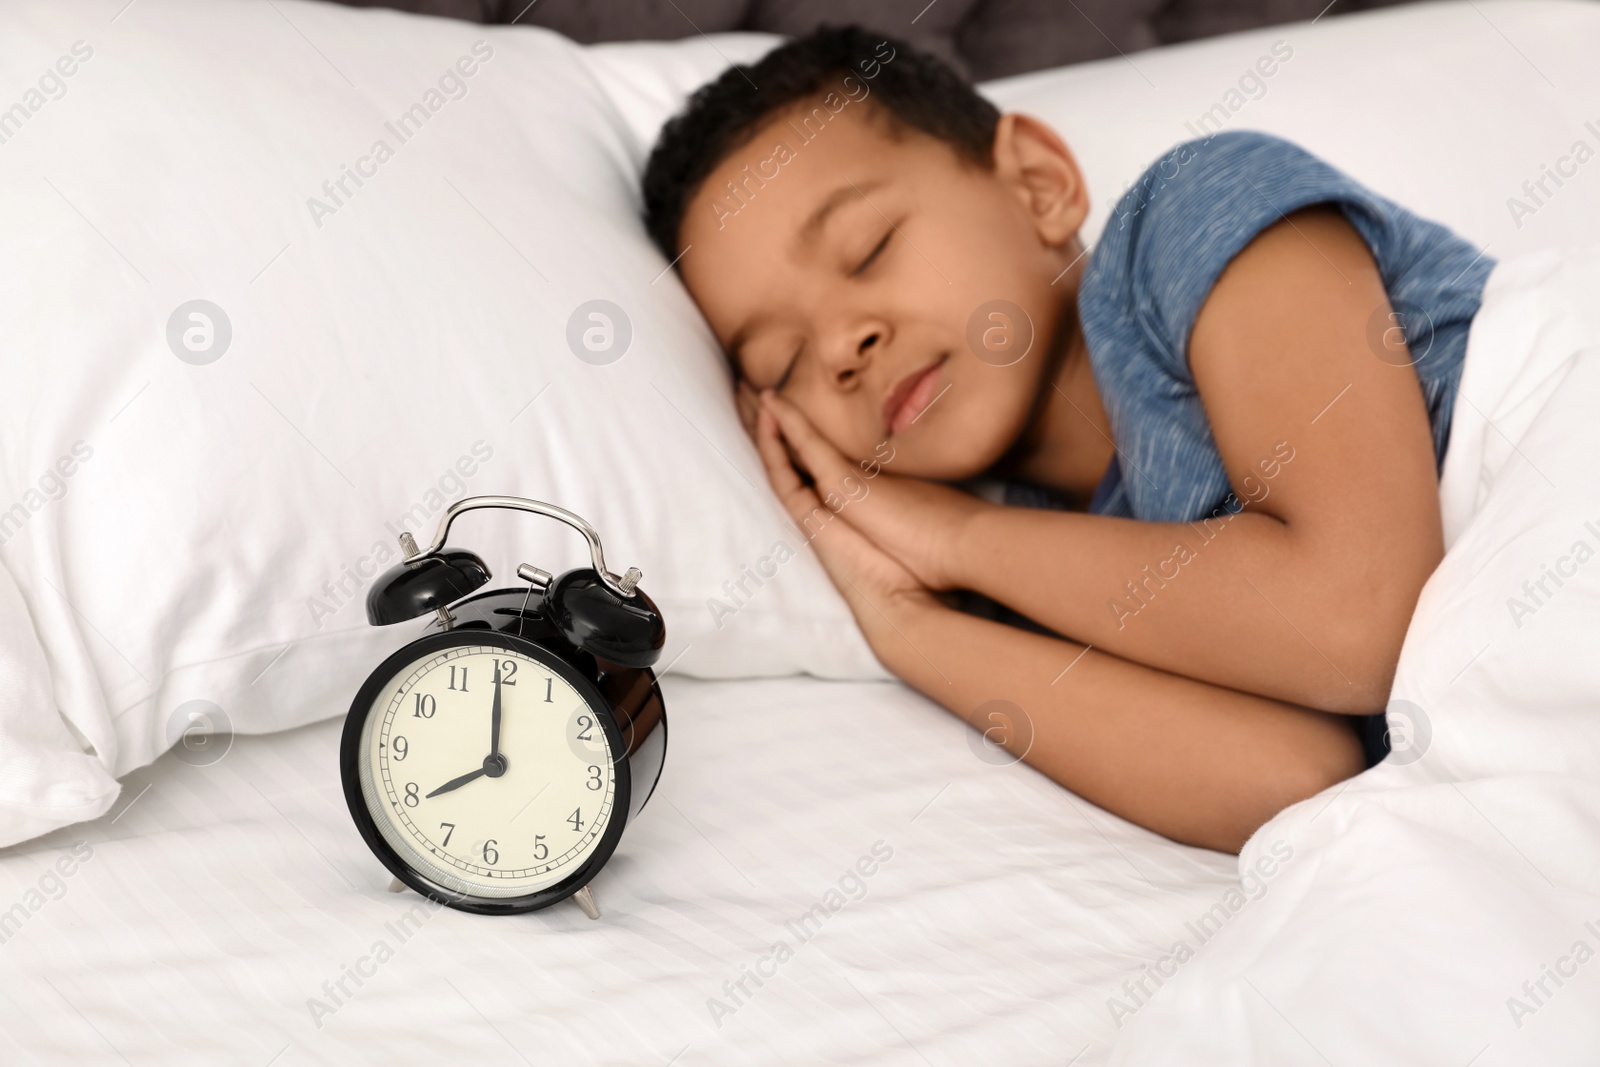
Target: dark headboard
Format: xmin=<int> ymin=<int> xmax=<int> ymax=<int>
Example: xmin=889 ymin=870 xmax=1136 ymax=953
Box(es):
xmin=327 ymin=0 xmax=1419 ymax=80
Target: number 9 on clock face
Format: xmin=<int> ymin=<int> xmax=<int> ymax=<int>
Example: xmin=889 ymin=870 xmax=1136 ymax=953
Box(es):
xmin=348 ymin=640 xmax=629 ymax=909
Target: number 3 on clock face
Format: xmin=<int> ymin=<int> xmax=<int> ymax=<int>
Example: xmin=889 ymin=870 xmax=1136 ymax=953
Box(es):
xmin=351 ymin=641 xmax=628 ymax=907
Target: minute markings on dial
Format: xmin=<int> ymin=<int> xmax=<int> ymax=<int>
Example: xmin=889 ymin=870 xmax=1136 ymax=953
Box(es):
xmin=370 ymin=645 xmax=617 ymax=886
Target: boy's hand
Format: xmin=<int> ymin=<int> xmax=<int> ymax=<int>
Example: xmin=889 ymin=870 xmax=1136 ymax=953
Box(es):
xmin=752 ymin=401 xmax=937 ymax=641
xmin=757 ymin=390 xmax=988 ymax=591
xmin=735 ymin=378 xmax=762 ymax=439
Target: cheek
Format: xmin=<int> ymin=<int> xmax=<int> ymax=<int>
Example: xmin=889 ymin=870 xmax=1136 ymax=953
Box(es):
xmin=784 ymin=386 xmax=879 ymax=465
xmin=895 ymin=360 xmax=1040 ymax=479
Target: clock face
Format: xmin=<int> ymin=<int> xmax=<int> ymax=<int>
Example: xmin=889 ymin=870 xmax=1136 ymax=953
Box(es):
xmin=355 ymin=642 xmax=619 ymax=899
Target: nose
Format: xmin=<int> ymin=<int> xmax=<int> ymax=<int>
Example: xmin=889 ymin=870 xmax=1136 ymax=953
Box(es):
xmin=817 ymin=318 xmax=888 ymax=389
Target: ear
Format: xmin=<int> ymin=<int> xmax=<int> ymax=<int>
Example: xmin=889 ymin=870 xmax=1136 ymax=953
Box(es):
xmin=991 ymin=113 xmax=1089 ymax=247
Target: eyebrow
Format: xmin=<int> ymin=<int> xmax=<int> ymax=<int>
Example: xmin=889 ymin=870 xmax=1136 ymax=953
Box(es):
xmin=797 ymin=179 xmax=885 ymax=249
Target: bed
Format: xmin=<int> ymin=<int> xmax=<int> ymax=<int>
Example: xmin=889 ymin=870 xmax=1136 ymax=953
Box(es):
xmin=2 ymin=1 xmax=1598 ymax=1063
xmin=2 ymin=676 xmax=1244 ymax=1064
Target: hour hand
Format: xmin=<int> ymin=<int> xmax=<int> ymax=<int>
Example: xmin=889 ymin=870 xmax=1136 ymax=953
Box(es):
xmin=425 ymin=766 xmax=487 ymax=799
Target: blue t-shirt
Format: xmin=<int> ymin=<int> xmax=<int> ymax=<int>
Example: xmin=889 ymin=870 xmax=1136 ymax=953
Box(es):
xmin=1068 ymin=131 xmax=1494 ymax=523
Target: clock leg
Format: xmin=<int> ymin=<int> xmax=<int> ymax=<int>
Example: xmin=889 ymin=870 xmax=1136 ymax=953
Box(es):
xmin=572 ymin=884 xmax=600 ymax=920
xmin=387 ymin=877 xmax=406 ymax=894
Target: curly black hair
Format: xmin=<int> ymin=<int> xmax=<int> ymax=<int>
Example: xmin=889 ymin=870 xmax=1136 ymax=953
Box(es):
xmin=641 ymin=25 xmax=1000 ymax=263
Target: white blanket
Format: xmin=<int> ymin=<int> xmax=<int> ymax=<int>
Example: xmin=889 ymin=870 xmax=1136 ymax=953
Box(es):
xmin=1112 ymin=247 xmax=1600 ymax=1065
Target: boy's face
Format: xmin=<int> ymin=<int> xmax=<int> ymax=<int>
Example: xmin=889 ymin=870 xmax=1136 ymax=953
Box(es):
xmin=677 ymin=101 xmax=1085 ymax=480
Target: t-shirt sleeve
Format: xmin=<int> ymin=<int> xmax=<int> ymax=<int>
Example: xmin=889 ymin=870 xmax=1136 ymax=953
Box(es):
xmin=1112 ymin=130 xmax=1397 ymax=380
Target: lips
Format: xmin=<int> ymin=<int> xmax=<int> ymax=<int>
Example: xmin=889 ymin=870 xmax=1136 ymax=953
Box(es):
xmin=882 ymin=356 xmax=946 ymax=437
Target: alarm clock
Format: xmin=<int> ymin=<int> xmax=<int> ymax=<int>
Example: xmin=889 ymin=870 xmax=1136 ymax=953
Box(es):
xmin=340 ymin=495 xmax=667 ymax=919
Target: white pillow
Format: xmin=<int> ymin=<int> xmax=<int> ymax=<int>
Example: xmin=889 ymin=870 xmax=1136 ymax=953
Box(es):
xmin=982 ymin=0 xmax=1600 ymax=256
xmin=0 ymin=0 xmax=883 ymax=846
xmin=585 ymin=34 xmax=783 ymax=167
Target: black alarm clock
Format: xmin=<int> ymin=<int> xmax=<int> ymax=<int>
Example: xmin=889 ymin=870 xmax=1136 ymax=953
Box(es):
xmin=341 ymin=495 xmax=667 ymax=919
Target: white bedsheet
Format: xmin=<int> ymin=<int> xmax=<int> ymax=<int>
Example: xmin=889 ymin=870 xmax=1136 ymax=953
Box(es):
xmin=0 ymin=675 xmax=1234 ymax=1066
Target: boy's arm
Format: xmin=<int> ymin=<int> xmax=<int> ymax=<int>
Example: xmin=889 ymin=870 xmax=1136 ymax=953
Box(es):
xmin=751 ymin=396 xmax=1364 ymax=854
xmin=959 ymin=206 xmax=1443 ymax=713
xmin=765 ymin=207 xmax=1444 ymax=715
xmin=877 ymin=593 xmax=1365 ymax=855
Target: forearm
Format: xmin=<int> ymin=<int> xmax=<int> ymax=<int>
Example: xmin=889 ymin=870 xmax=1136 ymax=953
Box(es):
xmin=949 ymin=502 xmax=1426 ymax=712
xmin=868 ymin=597 xmax=1365 ymax=853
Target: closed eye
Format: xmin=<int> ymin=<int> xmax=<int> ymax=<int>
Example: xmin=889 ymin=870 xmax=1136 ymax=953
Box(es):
xmin=773 ymin=348 xmax=800 ymax=391
xmin=852 ymin=231 xmax=892 ymax=276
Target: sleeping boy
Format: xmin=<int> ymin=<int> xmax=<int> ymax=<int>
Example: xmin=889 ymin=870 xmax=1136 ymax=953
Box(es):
xmin=641 ymin=27 xmax=1491 ymax=853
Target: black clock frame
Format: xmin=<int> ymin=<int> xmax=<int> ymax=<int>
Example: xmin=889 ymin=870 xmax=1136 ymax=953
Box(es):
xmin=340 ymin=596 xmax=663 ymax=916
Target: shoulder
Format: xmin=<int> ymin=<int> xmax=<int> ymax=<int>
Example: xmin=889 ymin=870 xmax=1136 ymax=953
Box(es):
xmin=1109 ymin=131 xmax=1368 ymax=257
xmin=1082 ymin=132 xmax=1391 ymax=366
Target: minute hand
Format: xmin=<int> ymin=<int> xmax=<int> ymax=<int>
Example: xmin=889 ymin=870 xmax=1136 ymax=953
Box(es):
xmin=489 ymin=663 xmax=504 ymax=759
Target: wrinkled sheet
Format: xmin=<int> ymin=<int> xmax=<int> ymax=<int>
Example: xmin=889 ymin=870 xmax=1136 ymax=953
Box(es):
xmin=0 ymin=675 xmax=1236 ymax=1066
xmin=1113 ymin=248 xmax=1600 ymax=1066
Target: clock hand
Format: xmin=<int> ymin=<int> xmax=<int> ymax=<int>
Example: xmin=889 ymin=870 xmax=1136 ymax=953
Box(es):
xmin=489 ymin=661 xmax=504 ymax=761
xmin=423 ymin=663 xmax=510 ymax=802
xmin=425 ymin=766 xmax=487 ymax=799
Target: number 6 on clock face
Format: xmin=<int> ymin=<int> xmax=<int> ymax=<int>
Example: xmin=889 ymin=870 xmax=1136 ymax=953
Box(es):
xmin=347 ymin=637 xmax=631 ymax=909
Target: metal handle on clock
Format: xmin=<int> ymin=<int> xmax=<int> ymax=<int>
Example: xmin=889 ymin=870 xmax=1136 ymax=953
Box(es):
xmin=404 ymin=495 xmax=643 ymax=599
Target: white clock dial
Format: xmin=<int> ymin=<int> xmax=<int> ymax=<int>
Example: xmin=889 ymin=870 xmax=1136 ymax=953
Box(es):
xmin=357 ymin=644 xmax=617 ymax=898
